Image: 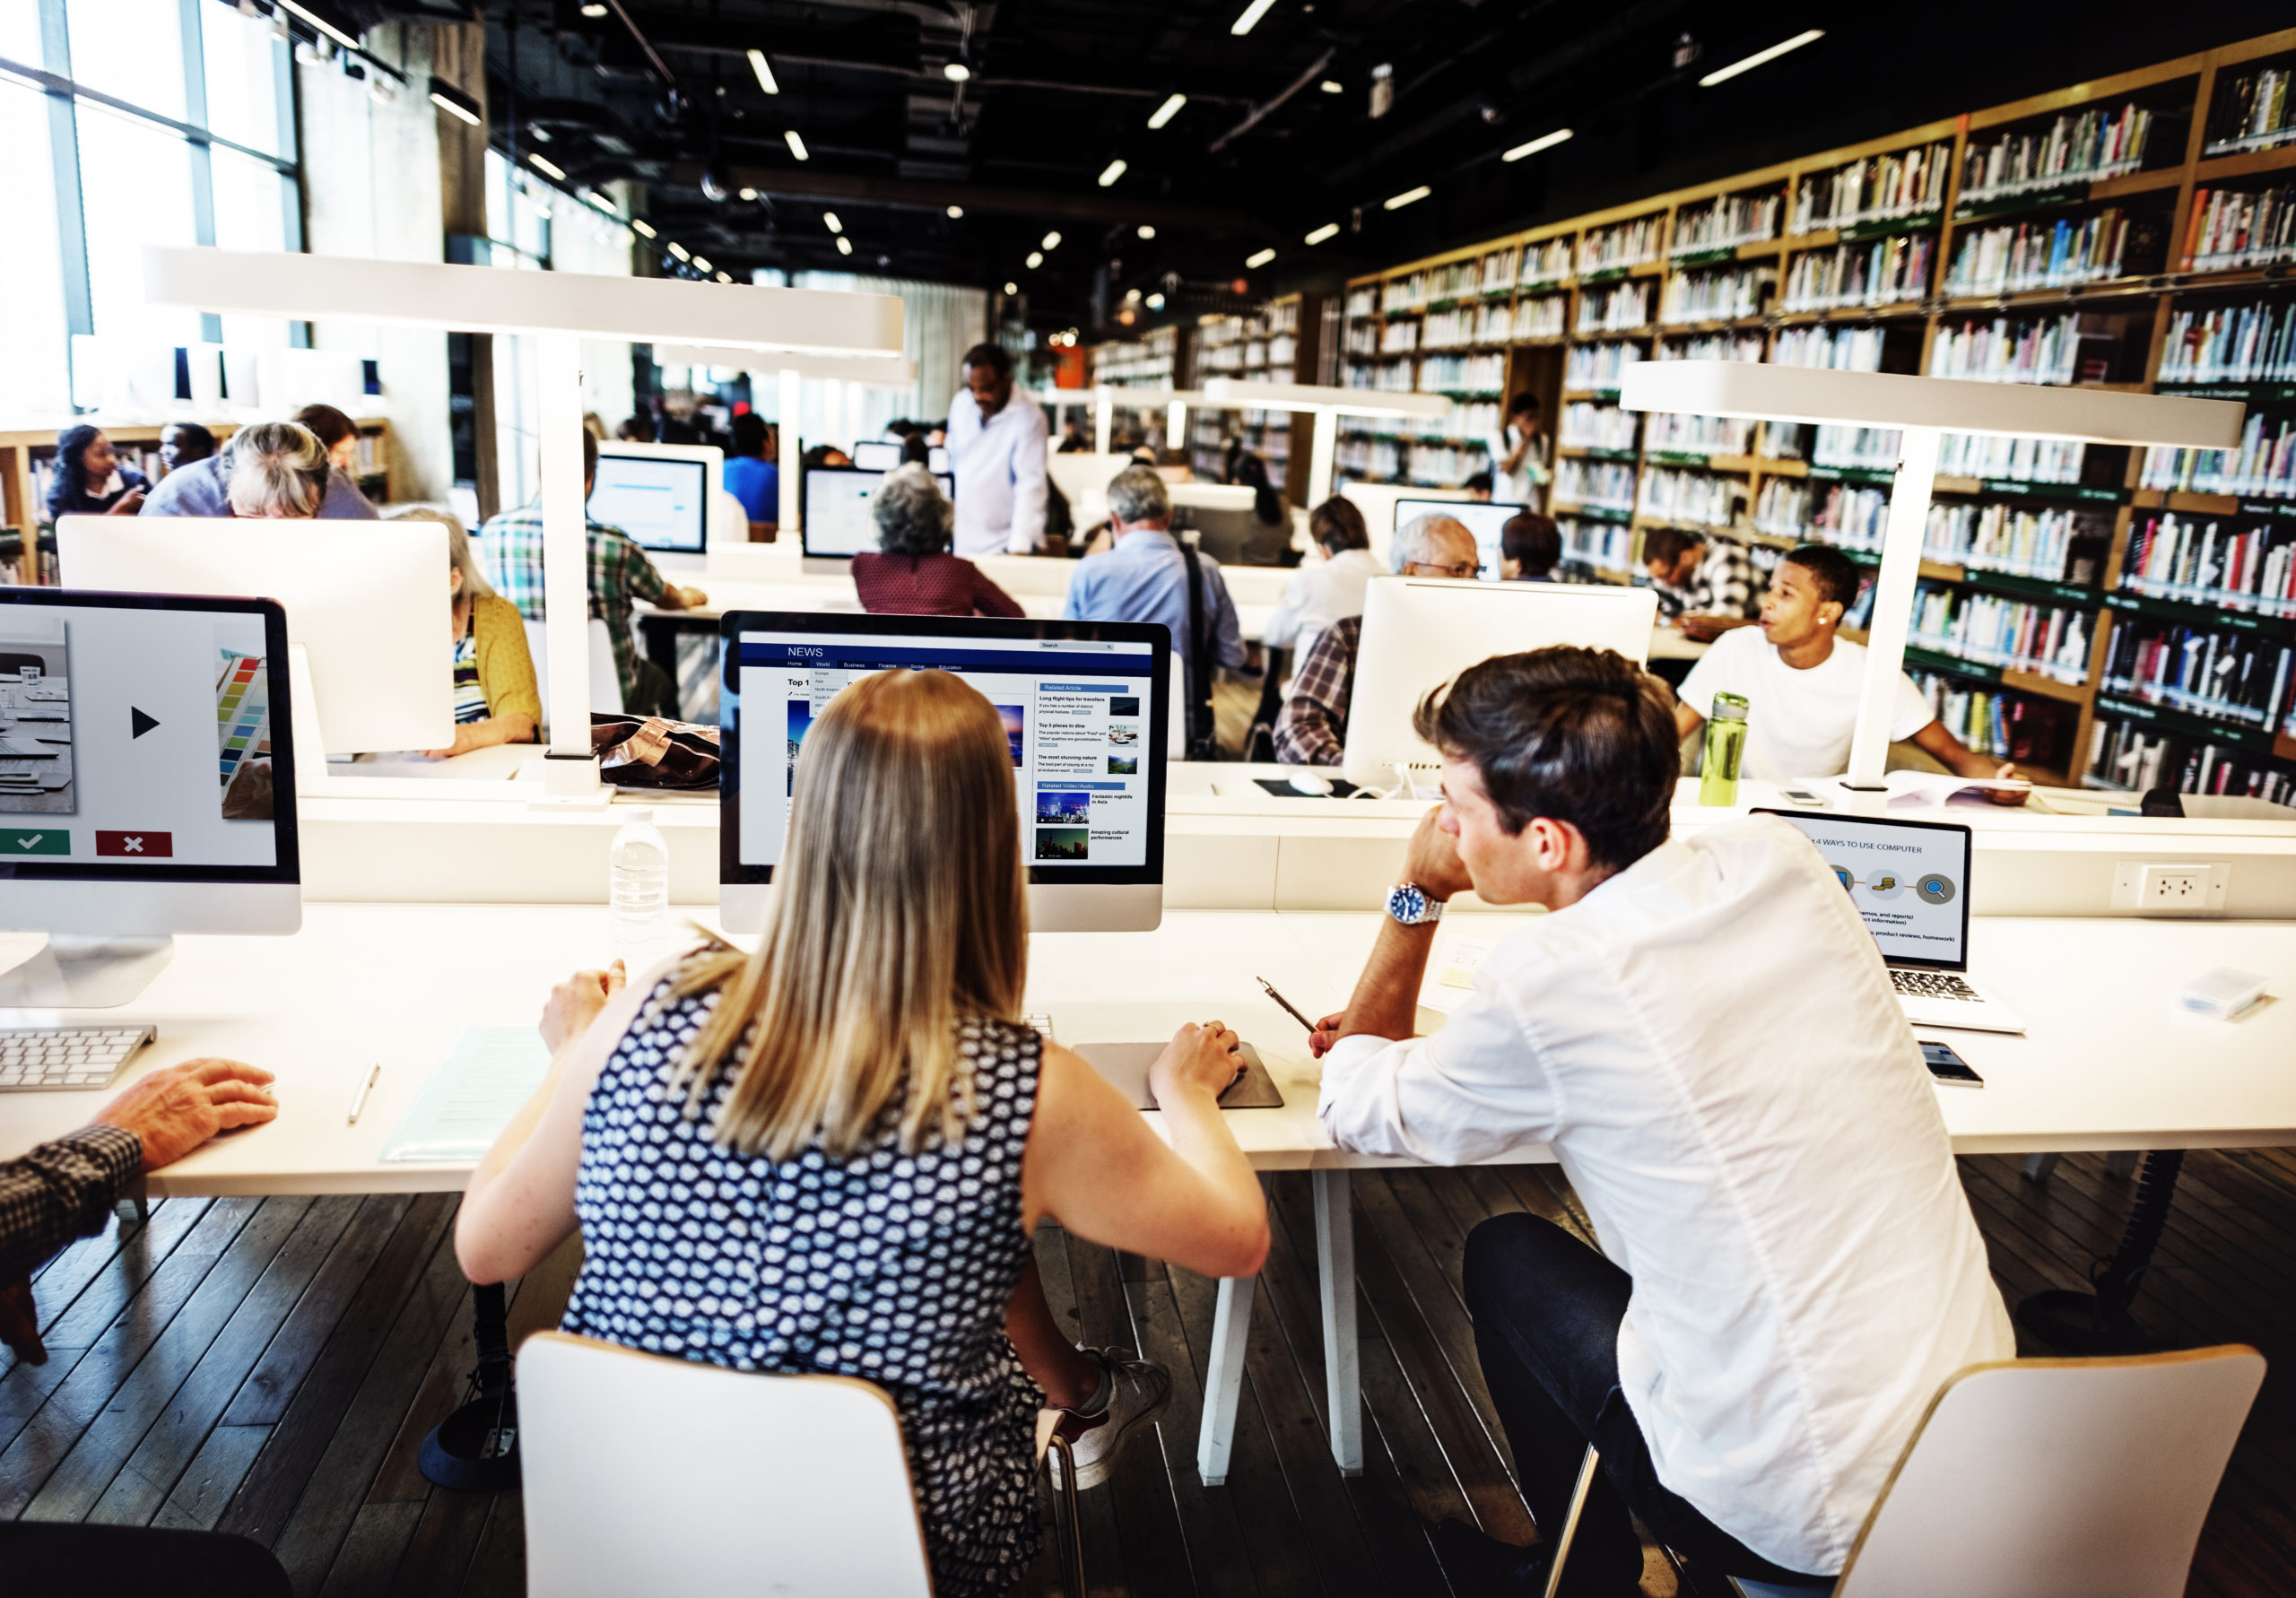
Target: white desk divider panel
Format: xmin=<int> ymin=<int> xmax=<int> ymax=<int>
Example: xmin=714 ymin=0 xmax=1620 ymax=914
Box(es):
xmin=1617 ymin=361 xmax=2245 ymax=793
xmin=1198 ymin=378 xmax=1454 ymax=505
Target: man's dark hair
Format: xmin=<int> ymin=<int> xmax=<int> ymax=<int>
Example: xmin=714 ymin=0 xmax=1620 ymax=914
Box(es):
xmin=1464 ymin=469 xmax=1494 ymax=495
xmin=731 ymin=412 xmax=770 ymax=457
xmin=961 ymin=342 xmax=1013 ymax=379
xmin=1412 ymin=647 xmax=1678 ymax=871
xmin=1507 ymin=392 xmax=1541 ymax=418
xmin=581 ymin=426 xmax=598 ymax=482
xmin=1641 ymin=525 xmax=1706 ymax=569
xmin=1784 ymin=543 xmax=1862 ymax=611
xmin=1309 ymin=495 xmax=1370 ymax=553
xmin=1500 ymin=512 xmax=1561 ymax=578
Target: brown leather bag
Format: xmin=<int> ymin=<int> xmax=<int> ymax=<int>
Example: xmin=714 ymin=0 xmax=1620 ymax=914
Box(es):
xmin=589 ymin=713 xmax=721 ymax=790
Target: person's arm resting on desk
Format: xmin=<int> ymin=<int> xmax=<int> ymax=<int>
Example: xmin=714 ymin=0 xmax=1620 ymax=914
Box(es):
xmin=1908 ymin=717 xmax=2028 ymax=804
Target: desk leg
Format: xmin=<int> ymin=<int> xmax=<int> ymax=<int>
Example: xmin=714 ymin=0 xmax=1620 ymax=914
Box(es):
xmin=1196 ymin=1274 xmax=1256 ymax=1486
xmin=1313 ymin=1168 xmax=1361 ymax=1477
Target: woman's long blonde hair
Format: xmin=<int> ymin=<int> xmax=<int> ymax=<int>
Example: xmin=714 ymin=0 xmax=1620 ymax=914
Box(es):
xmin=673 ymin=668 xmax=1028 ymax=1160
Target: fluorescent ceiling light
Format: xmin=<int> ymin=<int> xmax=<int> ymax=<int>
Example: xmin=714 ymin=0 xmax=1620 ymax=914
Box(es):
xmin=823 ymin=212 xmax=842 ymax=233
xmin=529 ymin=152 xmax=566 ymax=181
xmin=1026 ymin=250 xmax=1044 ymax=269
xmin=1304 ymin=221 xmax=1340 ymax=245
xmin=947 ymin=204 xmax=964 ymax=219
xmin=1146 ymin=292 xmax=1165 ymax=309
xmin=667 ymin=241 xmax=691 ymax=261
xmin=747 ymin=48 xmax=778 ymax=94
xmin=717 ymin=271 xmax=733 ymax=282
xmin=1320 ymin=79 xmax=1343 ymax=94
xmin=1384 ymin=185 xmax=1431 ymax=210
xmin=579 ymin=3 xmax=606 ymax=14
xmin=1098 ymin=159 xmax=1126 ymax=187
xmin=1503 ymin=126 xmax=1572 ymax=161
xmin=275 ymin=0 xmax=360 ymax=52
xmin=1231 ymin=0 xmax=1277 ymax=35
xmin=631 ymin=219 xmax=657 ymax=239
xmin=944 ymin=59 xmax=970 ymax=83
xmin=427 ymin=79 xmax=482 ymax=127
xmin=1246 ymin=248 xmax=1276 ymax=268
xmin=1004 ymin=282 xmax=1018 ymax=295
xmin=785 ymin=129 xmax=809 ymax=161
xmin=1041 ymin=230 xmax=1061 ymax=250
xmin=1147 ymin=92 xmax=1187 ymax=129
xmin=836 ymin=237 xmax=853 ymax=256
xmin=1136 ymin=224 xmax=1156 ymax=240
xmin=1700 ymin=29 xmax=1824 ymax=88
xmin=738 ymin=187 xmax=757 ymax=201
xmin=693 ymin=256 xmax=713 ymax=273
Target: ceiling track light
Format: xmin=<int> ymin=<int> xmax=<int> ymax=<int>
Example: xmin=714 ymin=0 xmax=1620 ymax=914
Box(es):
xmin=1384 ymin=185 xmax=1431 ymax=210
xmin=1231 ymin=0 xmax=1277 ymax=36
xmin=1136 ymin=224 xmax=1156 ymax=240
xmin=667 ymin=241 xmax=691 ymax=261
xmin=785 ymin=128 xmax=809 ymax=161
xmin=1041 ymin=230 xmax=1061 ymax=250
xmin=426 ymin=77 xmax=482 ymax=127
xmin=1318 ymin=78 xmax=1343 ymax=94
xmin=631 ymin=219 xmax=657 ymax=239
xmin=1097 ymin=158 xmax=1126 ymax=188
xmin=747 ymin=48 xmax=779 ymax=94
xmin=823 ymin=212 xmax=843 ymax=233
xmin=1303 ymin=221 xmax=1339 ymax=245
xmin=947 ymin=204 xmax=964 ymax=219
xmin=528 ymin=152 xmax=566 ymax=181
xmin=579 ymin=2 xmax=606 ymax=14
xmin=1246 ymin=247 xmax=1275 ymax=268
xmin=1026 ymin=250 xmax=1044 ymax=269
xmin=1147 ymin=92 xmax=1186 ymax=129
xmin=1004 ymin=281 xmax=1019 ymax=295
xmin=943 ymin=56 xmax=972 ymax=83
xmin=1502 ymin=126 xmax=1572 ymax=162
xmin=1699 ymin=29 xmax=1824 ymax=88
xmin=693 ymin=256 xmax=713 ymax=273
xmin=836 ymin=236 xmax=853 ymax=256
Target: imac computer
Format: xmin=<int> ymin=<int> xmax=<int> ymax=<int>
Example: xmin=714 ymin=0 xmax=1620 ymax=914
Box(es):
xmin=56 ymin=517 xmax=452 ymax=760
xmin=850 ymin=440 xmax=903 ymax=470
xmin=1392 ymin=497 xmax=1526 ymax=581
xmin=1340 ymin=577 xmax=1658 ymax=791
xmin=719 ymin=612 xmax=1170 ymax=933
xmin=590 ymin=440 xmax=722 ymax=563
xmin=800 ymin=465 xmax=957 ymax=576
xmin=0 ymin=589 xmax=299 ymax=1007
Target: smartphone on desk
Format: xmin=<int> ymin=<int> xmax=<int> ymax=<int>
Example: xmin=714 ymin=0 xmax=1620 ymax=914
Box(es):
xmin=1921 ymin=1040 xmax=1984 ymax=1088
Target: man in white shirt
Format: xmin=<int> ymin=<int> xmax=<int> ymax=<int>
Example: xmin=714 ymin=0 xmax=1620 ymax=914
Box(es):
xmin=1309 ymin=646 xmax=2014 ymax=1593
xmin=944 ymin=343 xmax=1049 ymax=557
xmin=1676 ymin=543 xmax=2026 ymax=801
xmin=1486 ymin=392 xmax=1551 ymax=507
xmin=1261 ymin=496 xmax=1381 ymax=696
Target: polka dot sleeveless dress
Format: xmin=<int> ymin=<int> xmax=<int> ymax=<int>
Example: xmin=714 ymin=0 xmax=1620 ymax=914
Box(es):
xmin=562 ymin=978 xmax=1046 ymax=1596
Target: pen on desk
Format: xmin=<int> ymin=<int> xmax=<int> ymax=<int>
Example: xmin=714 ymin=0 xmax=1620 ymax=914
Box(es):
xmin=1257 ymin=977 xmax=1318 ymax=1033
xmin=346 ymin=1063 xmax=380 ymax=1125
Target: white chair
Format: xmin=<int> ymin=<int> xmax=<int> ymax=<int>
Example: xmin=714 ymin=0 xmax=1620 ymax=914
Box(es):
xmin=523 ymin=617 xmax=623 ymax=738
xmin=517 ymin=1330 xmax=1084 ymax=1598
xmin=1544 ymin=1346 xmax=2266 ymax=1598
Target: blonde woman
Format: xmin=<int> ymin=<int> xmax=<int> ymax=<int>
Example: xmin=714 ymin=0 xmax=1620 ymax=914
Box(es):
xmin=456 ymin=669 xmax=1267 ymax=1594
xmin=384 ymin=508 xmax=541 ymax=756
xmin=223 ymin=421 xmax=331 ymax=518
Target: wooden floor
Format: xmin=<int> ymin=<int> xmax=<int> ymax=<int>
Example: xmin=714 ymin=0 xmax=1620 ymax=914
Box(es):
xmin=5 ymin=1151 xmax=2295 ymax=1596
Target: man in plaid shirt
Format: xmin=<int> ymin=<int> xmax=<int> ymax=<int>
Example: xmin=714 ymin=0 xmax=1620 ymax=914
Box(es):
xmin=480 ymin=429 xmax=708 ymax=717
xmin=1642 ymin=527 xmax=1762 ymax=642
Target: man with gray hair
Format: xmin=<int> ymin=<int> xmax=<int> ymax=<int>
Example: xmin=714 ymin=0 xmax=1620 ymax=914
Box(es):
xmin=1065 ymin=465 xmax=1246 ymax=754
xmin=1273 ymin=512 xmax=1480 ymax=767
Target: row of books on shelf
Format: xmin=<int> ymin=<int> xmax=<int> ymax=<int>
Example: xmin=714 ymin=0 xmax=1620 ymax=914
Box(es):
xmin=1646 ymin=412 xmax=1755 ymax=456
xmin=1789 ymin=142 xmax=1952 ymax=233
xmin=1929 ymin=312 xmax=2107 ymax=386
xmin=1566 ymin=342 xmax=1644 ymax=391
xmin=2139 ymin=415 xmax=2296 ymax=499
xmin=1671 ymin=191 xmax=1783 ymax=255
xmin=1772 ymin=324 xmax=1889 ymax=371
xmin=1910 ymin=582 xmax=2092 ymax=683
xmin=1639 ymin=467 xmax=1740 ymax=529
xmin=2102 ymin=618 xmax=2296 ymax=732
xmin=2119 ymin=511 xmax=2296 ymax=617
xmin=1337 ymin=401 xmax=1500 ymax=441
xmin=1335 ymin=439 xmax=1494 ymax=482
xmin=2179 ymin=184 xmax=2296 ymax=272
xmin=2088 ymin=715 xmax=2296 ymax=804
xmin=2156 ymin=299 xmax=2296 ymax=386
xmin=1958 ymin=100 xmax=2155 ymax=204
xmin=1578 ymin=282 xmax=1655 ymax=334
xmin=1417 ymin=353 xmax=1505 ymax=395
xmin=1552 ymin=458 xmax=1638 ymax=513
xmin=1557 ymin=517 xmax=1633 ymax=572
xmin=1580 ymin=216 xmax=1665 ymax=275
xmin=1940 ymin=209 xmax=2134 ymax=296
xmin=2205 ymin=66 xmax=2295 ymax=157
xmin=1660 ymin=265 xmax=1772 ymax=326
xmin=1661 ymin=330 xmax=1767 ymax=364
xmin=1753 ymin=480 xmax=1876 ymax=548
xmin=1912 ymin=671 xmax=2070 ymax=768
xmin=1925 ymin=502 xmax=2108 ymax=581
xmin=1561 ymin=403 xmax=1639 ymax=453
xmin=1780 ymin=238 xmax=1934 ymax=313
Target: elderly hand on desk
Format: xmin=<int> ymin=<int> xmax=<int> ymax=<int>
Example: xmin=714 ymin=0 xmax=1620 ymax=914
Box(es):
xmin=540 ymin=960 xmax=629 ymax=1053
xmin=95 ymin=1058 xmax=279 ymax=1169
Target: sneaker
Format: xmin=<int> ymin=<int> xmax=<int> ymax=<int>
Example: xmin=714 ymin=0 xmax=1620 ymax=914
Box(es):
xmin=1049 ymin=1345 xmax=1171 ymax=1490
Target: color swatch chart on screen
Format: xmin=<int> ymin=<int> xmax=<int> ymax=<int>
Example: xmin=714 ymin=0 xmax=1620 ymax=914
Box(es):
xmin=215 ymin=653 xmax=270 ymax=790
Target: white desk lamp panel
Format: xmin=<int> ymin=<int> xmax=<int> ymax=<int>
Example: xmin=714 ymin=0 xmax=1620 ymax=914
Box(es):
xmin=651 ymin=344 xmax=917 ymax=386
xmin=1198 ymin=378 xmax=1453 ymax=421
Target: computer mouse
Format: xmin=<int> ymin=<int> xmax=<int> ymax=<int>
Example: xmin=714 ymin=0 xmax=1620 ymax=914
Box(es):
xmin=1287 ymin=772 xmax=1335 ymax=797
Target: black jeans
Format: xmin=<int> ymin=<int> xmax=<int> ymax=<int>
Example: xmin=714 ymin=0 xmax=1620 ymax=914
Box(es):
xmin=0 ymin=1521 xmax=291 ymax=1596
xmin=1462 ymin=1212 xmax=1831 ymax=1592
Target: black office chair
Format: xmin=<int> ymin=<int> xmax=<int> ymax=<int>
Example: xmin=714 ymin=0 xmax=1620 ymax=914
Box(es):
xmin=0 ymin=655 xmax=48 ymax=678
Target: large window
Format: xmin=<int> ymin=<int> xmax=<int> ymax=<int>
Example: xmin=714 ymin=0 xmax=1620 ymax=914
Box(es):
xmin=0 ymin=0 xmax=301 ymax=415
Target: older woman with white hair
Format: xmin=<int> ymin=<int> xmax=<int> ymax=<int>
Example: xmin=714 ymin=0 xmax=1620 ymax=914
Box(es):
xmin=385 ymin=507 xmax=541 ymax=758
xmin=850 ymin=462 xmax=1025 ymax=618
xmin=224 ymin=421 xmax=333 ymax=519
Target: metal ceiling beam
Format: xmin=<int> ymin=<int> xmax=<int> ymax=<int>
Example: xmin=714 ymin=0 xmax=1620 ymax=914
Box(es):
xmin=683 ymin=161 xmax=1252 ymax=230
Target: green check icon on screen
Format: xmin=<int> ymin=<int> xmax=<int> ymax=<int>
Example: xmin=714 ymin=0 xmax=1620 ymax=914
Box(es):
xmin=0 ymin=829 xmax=69 ymax=855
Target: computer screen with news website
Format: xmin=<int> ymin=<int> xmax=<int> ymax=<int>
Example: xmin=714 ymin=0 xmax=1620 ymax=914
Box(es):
xmin=0 ymin=592 xmax=294 ymax=881
xmin=589 ymin=453 xmax=709 ymax=553
xmin=1392 ymin=499 xmax=1526 ymax=580
xmin=1759 ymin=810 xmax=1970 ymax=968
xmin=722 ymin=618 xmax=1166 ymax=883
xmin=802 ymin=466 xmax=958 ymax=560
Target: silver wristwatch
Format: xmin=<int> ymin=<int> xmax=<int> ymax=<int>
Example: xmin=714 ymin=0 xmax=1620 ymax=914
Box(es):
xmin=1386 ymin=882 xmax=1446 ymax=926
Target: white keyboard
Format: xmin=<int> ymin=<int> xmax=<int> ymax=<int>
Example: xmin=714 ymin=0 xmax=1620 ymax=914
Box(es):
xmin=0 ymin=1026 xmax=155 ymax=1091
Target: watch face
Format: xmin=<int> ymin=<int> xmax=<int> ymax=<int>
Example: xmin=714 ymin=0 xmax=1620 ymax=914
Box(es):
xmin=1389 ymin=884 xmax=1426 ymax=922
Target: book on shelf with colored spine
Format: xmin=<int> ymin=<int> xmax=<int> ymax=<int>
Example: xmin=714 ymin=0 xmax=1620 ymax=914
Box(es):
xmin=2141 ymin=416 xmax=2296 ymax=500
xmin=2120 ymin=511 xmax=2296 ymax=617
xmin=1788 ymin=141 xmax=1953 ymax=233
xmin=1958 ymin=101 xmax=2156 ymax=204
xmin=1924 ymin=502 xmax=2105 ymax=582
xmin=2203 ymin=66 xmax=2294 ymax=157
xmin=1940 ymin=209 xmax=2132 ymax=295
xmin=2087 ymin=711 xmax=2296 ymax=803
xmin=1670 ymin=191 xmax=1782 ymax=256
xmin=2179 ymin=185 xmax=2296 ymax=272
xmin=1781 ymin=237 xmax=1933 ymax=311
xmin=2103 ymin=619 xmax=2296 ymax=731
xmin=2155 ymin=300 xmax=2296 ymax=386
xmin=1659 ymin=330 xmax=1765 ymax=363
xmin=1911 ymin=581 xmax=2092 ymax=683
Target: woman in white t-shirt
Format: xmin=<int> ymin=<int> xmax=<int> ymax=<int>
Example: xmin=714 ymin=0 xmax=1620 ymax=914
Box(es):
xmin=1263 ymin=497 xmax=1382 ymax=697
xmin=1674 ymin=544 xmax=2027 ymax=801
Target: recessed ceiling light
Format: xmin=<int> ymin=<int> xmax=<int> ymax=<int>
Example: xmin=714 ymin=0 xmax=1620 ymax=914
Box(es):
xmin=1004 ymin=282 xmax=1019 ymax=295
xmin=737 ymin=187 xmax=757 ymax=201
xmin=1384 ymin=185 xmax=1431 ymax=210
xmin=944 ymin=59 xmax=971 ymax=83
xmin=947 ymin=204 xmax=964 ymax=219
xmin=1699 ymin=29 xmax=1824 ymax=88
xmin=717 ymin=271 xmax=732 ymax=282
xmin=579 ymin=3 xmax=606 ymax=15
xmin=1026 ymin=250 xmax=1044 ymax=268
xmin=667 ymin=241 xmax=691 ymax=261
xmin=632 ymin=219 xmax=656 ymax=238
xmin=1231 ymin=0 xmax=1277 ymax=35
xmin=1304 ymin=221 xmax=1339 ymax=245
xmin=823 ymin=212 xmax=842 ymax=233
xmin=1246 ymin=248 xmax=1275 ymax=267
xmin=530 ymin=125 xmax=552 ymax=143
xmin=1147 ymin=292 xmax=1165 ymax=309
xmin=836 ymin=236 xmax=853 ymax=256
xmin=1098 ymin=158 xmax=1126 ymax=187
xmin=693 ymin=256 xmax=713 ymax=273
xmin=1147 ymin=92 xmax=1187 ymax=129
xmin=1319 ymin=79 xmax=1343 ymax=94
xmin=1503 ymin=127 xmax=1572 ymax=161
xmin=1042 ymin=230 xmax=1061 ymax=250
xmin=785 ymin=128 xmax=809 ymax=161
xmin=1136 ymin=224 xmax=1155 ymax=239
xmin=528 ymin=152 xmax=565 ymax=181
xmin=747 ymin=48 xmax=778 ymax=95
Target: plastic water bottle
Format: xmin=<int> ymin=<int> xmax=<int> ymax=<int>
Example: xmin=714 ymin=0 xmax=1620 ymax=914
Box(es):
xmin=608 ymin=808 xmax=670 ymax=948
xmin=1699 ymin=692 xmax=1750 ymax=807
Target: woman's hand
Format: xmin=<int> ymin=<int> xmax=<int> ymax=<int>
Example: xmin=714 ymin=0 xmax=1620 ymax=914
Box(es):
xmin=423 ymin=723 xmax=483 ymax=760
xmin=540 ymin=960 xmax=627 ymax=1054
xmin=105 ymin=489 xmax=146 ymax=516
xmin=1148 ymin=1020 xmax=1244 ymax=1107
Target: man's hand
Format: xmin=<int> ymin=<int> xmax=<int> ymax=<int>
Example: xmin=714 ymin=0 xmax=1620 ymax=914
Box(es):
xmin=1308 ymin=1012 xmax=1345 ymax=1059
xmin=1403 ymin=807 xmax=1474 ymax=904
xmin=1148 ymin=1020 xmax=1244 ymax=1106
xmin=674 ymin=585 xmax=709 ymax=610
xmin=423 ymin=723 xmax=483 ymax=760
xmin=1986 ymin=761 xmax=2031 ymax=806
xmin=1677 ymin=612 xmax=1733 ymax=642
xmin=540 ymin=960 xmax=628 ymax=1054
xmin=94 ymin=1059 xmax=278 ymax=1172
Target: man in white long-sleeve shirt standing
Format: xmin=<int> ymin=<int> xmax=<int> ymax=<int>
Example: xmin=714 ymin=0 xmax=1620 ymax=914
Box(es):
xmin=1308 ymin=647 xmax=2013 ymax=1595
xmin=944 ymin=343 xmax=1049 ymax=557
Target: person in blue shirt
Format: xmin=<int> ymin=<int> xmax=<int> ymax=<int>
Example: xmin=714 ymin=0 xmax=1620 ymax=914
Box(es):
xmin=1065 ymin=465 xmax=1247 ymax=753
xmin=722 ymin=412 xmax=779 ymax=530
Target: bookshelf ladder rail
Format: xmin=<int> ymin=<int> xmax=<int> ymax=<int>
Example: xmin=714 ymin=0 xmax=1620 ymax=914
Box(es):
xmin=1846 ymin=425 xmax=1942 ymax=789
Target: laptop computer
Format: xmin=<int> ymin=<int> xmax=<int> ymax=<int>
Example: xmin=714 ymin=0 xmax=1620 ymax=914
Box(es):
xmin=1757 ymin=809 xmax=2027 ymax=1035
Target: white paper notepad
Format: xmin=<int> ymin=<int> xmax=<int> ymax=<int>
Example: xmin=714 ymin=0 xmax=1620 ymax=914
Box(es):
xmin=379 ymin=1026 xmax=553 ymax=1163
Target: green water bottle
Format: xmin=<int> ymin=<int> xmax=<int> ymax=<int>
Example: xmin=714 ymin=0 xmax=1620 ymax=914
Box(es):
xmin=1700 ymin=692 xmax=1749 ymax=807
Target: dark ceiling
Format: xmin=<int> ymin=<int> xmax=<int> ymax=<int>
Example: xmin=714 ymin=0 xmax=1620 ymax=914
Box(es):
xmin=405 ymin=0 xmax=2292 ymax=334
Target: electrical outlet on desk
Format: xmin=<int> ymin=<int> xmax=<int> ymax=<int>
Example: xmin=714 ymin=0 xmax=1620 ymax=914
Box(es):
xmin=2109 ymin=862 xmax=2230 ymax=916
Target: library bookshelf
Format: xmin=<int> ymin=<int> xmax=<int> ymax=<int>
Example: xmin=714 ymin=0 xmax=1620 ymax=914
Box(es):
xmin=1325 ymin=26 xmax=2296 ymax=801
xmin=0 ymin=418 xmax=396 ymax=584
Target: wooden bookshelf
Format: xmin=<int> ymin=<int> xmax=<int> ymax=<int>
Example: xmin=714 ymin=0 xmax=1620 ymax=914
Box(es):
xmin=1335 ymin=25 xmax=2296 ymax=800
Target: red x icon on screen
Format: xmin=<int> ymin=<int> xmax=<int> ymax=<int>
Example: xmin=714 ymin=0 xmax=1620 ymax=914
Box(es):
xmin=95 ymin=831 xmax=173 ymax=858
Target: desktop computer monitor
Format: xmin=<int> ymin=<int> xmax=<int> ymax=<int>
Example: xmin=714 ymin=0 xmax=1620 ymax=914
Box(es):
xmin=718 ymin=612 xmax=1170 ymax=933
xmin=850 ymin=440 xmax=903 ymax=470
xmin=1392 ymin=498 xmax=1526 ymax=581
xmin=0 ymin=589 xmax=299 ymax=1006
xmin=590 ymin=440 xmax=721 ymax=557
xmin=928 ymin=444 xmax=950 ymax=473
xmin=1340 ymin=577 xmax=1658 ymax=790
xmin=56 ymin=517 xmax=452 ymax=755
xmin=800 ymin=465 xmax=958 ymax=576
